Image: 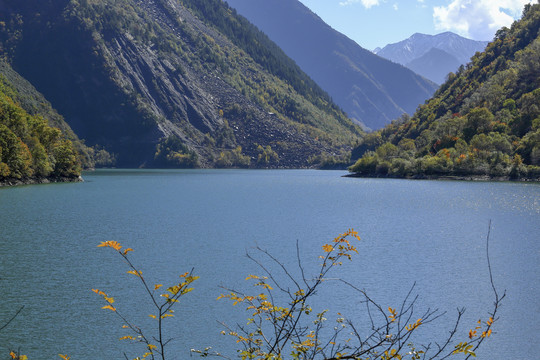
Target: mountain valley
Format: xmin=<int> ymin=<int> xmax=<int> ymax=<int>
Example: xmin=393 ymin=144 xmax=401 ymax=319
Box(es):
xmin=0 ymin=0 xmax=362 ymax=171
xmin=225 ymin=0 xmax=438 ymax=130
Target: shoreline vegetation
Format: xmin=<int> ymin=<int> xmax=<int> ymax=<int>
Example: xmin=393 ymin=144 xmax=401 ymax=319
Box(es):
xmin=0 ymin=175 xmax=83 ymax=188
xmin=3 ymin=168 xmax=539 ymax=189
xmin=344 ymin=171 xmax=540 ymax=182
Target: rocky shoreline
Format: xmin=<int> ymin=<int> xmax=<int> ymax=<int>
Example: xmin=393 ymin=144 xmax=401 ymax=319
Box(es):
xmin=0 ymin=176 xmax=84 ymax=188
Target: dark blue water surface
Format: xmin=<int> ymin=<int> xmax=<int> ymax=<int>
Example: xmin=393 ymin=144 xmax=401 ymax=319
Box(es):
xmin=0 ymin=170 xmax=538 ymax=359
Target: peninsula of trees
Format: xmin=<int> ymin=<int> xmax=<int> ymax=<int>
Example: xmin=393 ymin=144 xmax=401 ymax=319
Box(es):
xmin=349 ymin=3 xmax=540 ymax=181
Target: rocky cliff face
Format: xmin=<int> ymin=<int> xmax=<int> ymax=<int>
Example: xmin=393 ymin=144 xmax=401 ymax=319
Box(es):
xmin=0 ymin=0 xmax=361 ymax=168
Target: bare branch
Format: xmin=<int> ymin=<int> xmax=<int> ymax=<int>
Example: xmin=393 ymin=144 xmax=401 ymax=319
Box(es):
xmin=0 ymin=305 xmax=24 ymax=332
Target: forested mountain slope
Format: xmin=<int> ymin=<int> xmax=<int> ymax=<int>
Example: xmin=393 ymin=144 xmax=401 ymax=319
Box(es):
xmin=350 ymin=3 xmax=540 ymax=180
xmin=0 ymin=61 xmax=111 ymax=170
xmin=0 ymin=0 xmax=362 ymax=168
xmin=225 ymin=0 xmax=438 ymax=130
xmin=0 ymin=62 xmax=82 ymax=185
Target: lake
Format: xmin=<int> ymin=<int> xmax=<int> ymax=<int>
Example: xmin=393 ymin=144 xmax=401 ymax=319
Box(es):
xmin=0 ymin=169 xmax=539 ymax=359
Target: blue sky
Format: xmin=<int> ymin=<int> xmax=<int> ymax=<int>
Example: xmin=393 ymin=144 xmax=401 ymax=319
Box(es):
xmin=297 ymin=0 xmax=535 ymax=50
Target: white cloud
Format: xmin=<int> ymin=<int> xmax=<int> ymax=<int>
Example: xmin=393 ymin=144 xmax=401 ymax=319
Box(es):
xmin=433 ymin=0 xmax=534 ymax=40
xmin=339 ymin=0 xmax=382 ymax=8
xmin=393 ymin=3 xmax=399 ymax=10
xmin=361 ymin=0 xmax=381 ymax=7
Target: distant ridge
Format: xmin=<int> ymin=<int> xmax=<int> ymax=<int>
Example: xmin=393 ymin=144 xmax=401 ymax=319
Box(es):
xmin=406 ymin=48 xmax=461 ymax=84
xmin=375 ymin=32 xmax=489 ymax=84
xmin=226 ymin=0 xmax=438 ymax=130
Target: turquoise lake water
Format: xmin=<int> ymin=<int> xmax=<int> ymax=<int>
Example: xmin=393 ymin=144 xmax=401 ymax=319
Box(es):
xmin=0 ymin=169 xmax=539 ymax=359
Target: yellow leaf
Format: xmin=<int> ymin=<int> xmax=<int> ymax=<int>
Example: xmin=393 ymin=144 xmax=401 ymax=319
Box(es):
xmin=123 ymin=248 xmax=134 ymax=255
xmin=149 ymin=314 xmax=156 ymax=319
xmin=322 ymin=244 xmax=334 ymax=253
xmin=388 ymin=307 xmax=397 ymax=322
xmin=102 ymin=305 xmax=116 ymax=311
xmin=154 ymin=284 xmax=163 ymax=291
xmin=59 ymin=355 xmax=71 ymax=360
xmin=10 ymin=352 xmax=16 ymax=359
xmin=406 ymin=319 xmax=422 ymax=331
xmin=167 ymin=285 xmax=180 ymax=294
xmin=97 ymin=241 xmax=122 ymax=251
xmin=127 ymin=270 xmax=142 ymax=277
xmin=91 ymin=289 xmax=106 ymax=296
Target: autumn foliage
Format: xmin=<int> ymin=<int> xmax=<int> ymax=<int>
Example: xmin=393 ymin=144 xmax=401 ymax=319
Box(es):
xmin=92 ymin=241 xmax=199 ymax=360
xmin=3 ymin=228 xmax=502 ymax=359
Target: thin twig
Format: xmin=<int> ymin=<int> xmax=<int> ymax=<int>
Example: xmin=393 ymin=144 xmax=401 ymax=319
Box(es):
xmin=0 ymin=306 xmax=24 ymax=332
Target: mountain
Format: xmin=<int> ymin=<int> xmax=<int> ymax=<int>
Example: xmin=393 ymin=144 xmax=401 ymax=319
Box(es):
xmin=350 ymin=3 xmax=540 ymax=180
xmin=406 ymin=48 xmax=462 ymax=84
xmin=0 ymin=60 xmax=82 ymax=185
xmin=375 ymin=32 xmax=488 ymax=65
xmin=225 ymin=0 xmax=438 ymax=131
xmin=375 ymin=32 xmax=489 ymax=84
xmin=0 ymin=0 xmax=362 ymax=169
